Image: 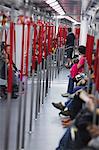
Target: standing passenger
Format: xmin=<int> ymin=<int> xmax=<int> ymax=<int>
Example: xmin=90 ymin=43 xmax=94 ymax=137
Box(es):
xmin=65 ymin=27 xmax=75 ymax=68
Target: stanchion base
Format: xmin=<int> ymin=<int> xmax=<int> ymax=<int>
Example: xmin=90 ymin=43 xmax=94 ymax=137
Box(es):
xmin=28 ymin=131 xmax=33 ymax=134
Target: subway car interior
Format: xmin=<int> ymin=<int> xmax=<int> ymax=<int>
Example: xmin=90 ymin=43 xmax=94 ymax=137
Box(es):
xmin=0 ymin=0 xmax=99 ymax=150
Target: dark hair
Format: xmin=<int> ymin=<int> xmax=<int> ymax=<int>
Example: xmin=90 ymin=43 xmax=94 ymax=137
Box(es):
xmin=68 ymin=27 xmax=72 ymax=33
xmin=1 ymin=42 xmax=5 ymax=51
xmin=78 ymin=45 xmax=86 ymax=54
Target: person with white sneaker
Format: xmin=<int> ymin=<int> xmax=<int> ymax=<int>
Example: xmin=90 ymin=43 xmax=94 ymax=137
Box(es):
xmin=62 ymin=45 xmax=86 ymax=97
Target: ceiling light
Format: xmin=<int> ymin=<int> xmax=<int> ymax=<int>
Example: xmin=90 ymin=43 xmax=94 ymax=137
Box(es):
xmin=53 ymin=5 xmax=60 ymax=9
xmin=49 ymin=1 xmax=58 ymax=7
xmin=56 ymin=8 xmax=63 ymax=12
xmin=57 ymin=9 xmax=64 ymax=13
xmin=45 ymin=0 xmax=65 ymax=16
xmin=54 ymin=7 xmax=63 ymax=12
xmin=46 ymin=0 xmax=56 ymax=4
xmin=58 ymin=11 xmax=65 ymax=15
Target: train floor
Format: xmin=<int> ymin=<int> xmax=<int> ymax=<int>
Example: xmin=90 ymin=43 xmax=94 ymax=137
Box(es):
xmin=0 ymin=67 xmax=70 ymax=150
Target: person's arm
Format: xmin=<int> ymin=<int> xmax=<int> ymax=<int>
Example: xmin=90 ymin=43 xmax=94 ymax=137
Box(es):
xmin=87 ymin=125 xmax=99 ymax=137
xmin=65 ymin=35 xmax=69 ymax=48
xmin=13 ymin=63 xmax=18 ymax=72
xmin=77 ymin=56 xmax=85 ymax=69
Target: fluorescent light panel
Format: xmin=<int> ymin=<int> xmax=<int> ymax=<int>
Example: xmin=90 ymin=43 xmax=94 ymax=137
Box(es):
xmin=46 ymin=0 xmax=65 ymax=16
xmin=53 ymin=5 xmax=60 ymax=9
xmin=57 ymin=9 xmax=64 ymax=12
xmin=59 ymin=12 xmax=65 ymax=15
xmin=46 ymin=0 xmax=56 ymax=4
xmin=49 ymin=1 xmax=58 ymax=7
xmin=54 ymin=7 xmax=62 ymax=11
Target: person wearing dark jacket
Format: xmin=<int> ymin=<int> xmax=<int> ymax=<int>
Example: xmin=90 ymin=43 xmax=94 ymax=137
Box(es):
xmin=65 ymin=27 xmax=75 ymax=68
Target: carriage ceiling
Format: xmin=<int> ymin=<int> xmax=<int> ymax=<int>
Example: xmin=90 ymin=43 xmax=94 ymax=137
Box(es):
xmin=0 ymin=0 xmax=98 ymax=23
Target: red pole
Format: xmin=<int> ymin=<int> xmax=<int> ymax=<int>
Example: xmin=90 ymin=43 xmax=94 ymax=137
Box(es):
xmin=26 ymin=23 xmax=30 ymax=76
xmin=94 ymin=40 xmax=99 ymax=80
xmin=48 ymin=25 xmax=51 ymax=55
xmin=20 ymin=24 xmax=25 ymax=81
xmin=44 ymin=25 xmax=47 ymax=59
xmin=7 ymin=22 xmax=14 ymax=93
xmin=32 ymin=24 xmax=37 ymax=70
xmin=4 ymin=21 xmax=14 ymax=150
xmin=86 ymin=34 xmax=94 ymax=69
xmin=95 ymin=40 xmax=99 ymax=91
xmin=38 ymin=24 xmax=43 ymax=64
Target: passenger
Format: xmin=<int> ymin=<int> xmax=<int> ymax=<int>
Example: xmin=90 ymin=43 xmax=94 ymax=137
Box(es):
xmin=62 ymin=45 xmax=86 ymax=97
xmin=56 ymin=92 xmax=99 ymax=150
xmin=65 ymin=27 xmax=75 ymax=68
xmin=52 ymin=89 xmax=85 ymax=119
xmin=0 ymin=43 xmax=19 ymax=99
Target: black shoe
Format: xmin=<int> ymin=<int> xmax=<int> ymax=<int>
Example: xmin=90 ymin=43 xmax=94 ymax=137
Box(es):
xmin=61 ymin=93 xmax=70 ymax=97
xmin=59 ymin=110 xmax=71 ymax=116
xmin=11 ymin=93 xmax=18 ymax=99
xmin=52 ymin=102 xmax=65 ymax=111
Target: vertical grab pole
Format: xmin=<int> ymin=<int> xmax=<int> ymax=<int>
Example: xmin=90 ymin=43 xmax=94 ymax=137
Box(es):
xmin=59 ymin=26 xmax=62 ymax=71
xmin=29 ymin=23 xmax=37 ymax=132
xmin=35 ymin=23 xmax=43 ymax=118
xmin=52 ymin=26 xmax=55 ymax=81
xmin=45 ymin=24 xmax=48 ymax=97
xmin=42 ymin=24 xmax=47 ymax=104
xmin=45 ymin=25 xmax=50 ymax=96
xmin=55 ymin=34 xmax=58 ymax=78
xmin=53 ymin=26 xmax=57 ymax=79
xmin=49 ymin=25 xmax=53 ymax=88
xmin=16 ymin=23 xmax=25 ymax=150
xmin=5 ymin=30 xmax=8 ymax=80
xmin=56 ymin=26 xmax=60 ymax=77
xmin=4 ymin=22 xmax=14 ymax=150
xmin=57 ymin=26 xmax=61 ymax=74
xmin=38 ymin=22 xmax=43 ymax=113
xmin=61 ymin=27 xmax=64 ymax=66
xmin=14 ymin=26 xmax=16 ymax=64
xmin=21 ymin=23 xmax=30 ymax=149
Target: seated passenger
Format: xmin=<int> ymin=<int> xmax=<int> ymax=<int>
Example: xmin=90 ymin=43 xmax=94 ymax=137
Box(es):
xmin=0 ymin=43 xmax=19 ymax=99
xmin=62 ymin=45 xmax=86 ymax=97
xmin=56 ymin=93 xmax=99 ymax=150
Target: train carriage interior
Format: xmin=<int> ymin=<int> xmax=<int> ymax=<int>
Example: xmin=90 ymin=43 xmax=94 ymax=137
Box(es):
xmin=0 ymin=0 xmax=99 ymax=150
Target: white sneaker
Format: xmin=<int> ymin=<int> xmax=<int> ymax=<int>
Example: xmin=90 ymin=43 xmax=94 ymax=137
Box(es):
xmin=68 ymin=93 xmax=75 ymax=99
xmin=61 ymin=93 xmax=70 ymax=97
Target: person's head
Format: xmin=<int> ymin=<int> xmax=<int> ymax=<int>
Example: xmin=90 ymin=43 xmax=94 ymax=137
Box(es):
xmin=6 ymin=45 xmax=10 ymax=54
xmin=68 ymin=27 xmax=72 ymax=33
xmin=78 ymin=45 xmax=86 ymax=55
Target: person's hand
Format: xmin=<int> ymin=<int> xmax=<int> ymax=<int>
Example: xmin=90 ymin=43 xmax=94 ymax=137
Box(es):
xmin=79 ymin=91 xmax=96 ymax=112
xmin=77 ymin=79 xmax=86 ymax=86
xmin=87 ymin=125 xmax=99 ymax=137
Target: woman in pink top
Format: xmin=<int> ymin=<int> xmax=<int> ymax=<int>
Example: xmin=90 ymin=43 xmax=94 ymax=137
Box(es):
xmin=62 ymin=46 xmax=86 ymax=97
xmin=70 ymin=49 xmax=85 ymax=78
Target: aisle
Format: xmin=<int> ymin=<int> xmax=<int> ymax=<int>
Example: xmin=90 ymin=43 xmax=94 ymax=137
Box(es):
xmin=26 ymin=68 xmax=69 ymax=150
xmin=0 ymin=68 xmax=70 ymax=150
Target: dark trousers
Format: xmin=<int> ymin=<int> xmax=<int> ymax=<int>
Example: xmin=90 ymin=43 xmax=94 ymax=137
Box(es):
xmin=56 ymin=127 xmax=91 ymax=150
xmin=67 ymin=76 xmax=75 ymax=94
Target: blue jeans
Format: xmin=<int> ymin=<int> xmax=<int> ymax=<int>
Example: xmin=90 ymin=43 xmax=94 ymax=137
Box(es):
xmin=67 ymin=76 xmax=85 ymax=94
